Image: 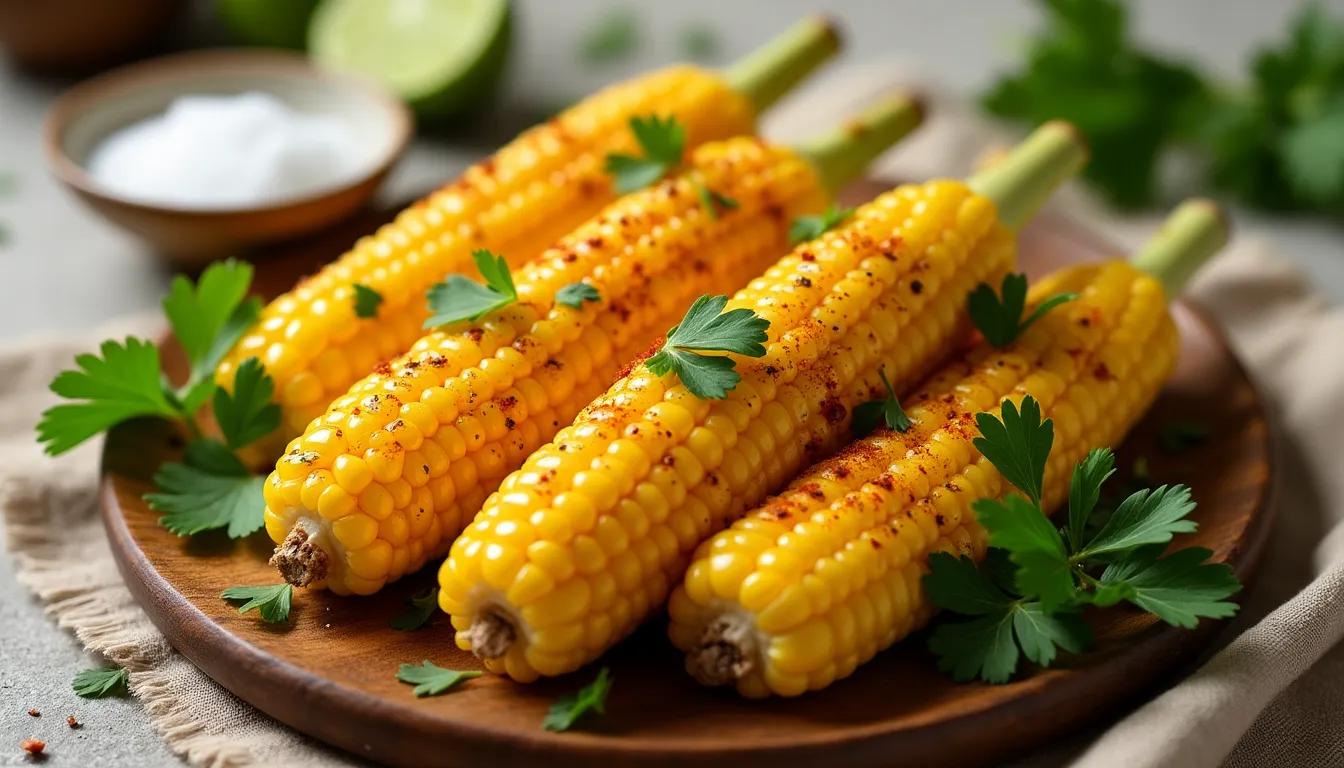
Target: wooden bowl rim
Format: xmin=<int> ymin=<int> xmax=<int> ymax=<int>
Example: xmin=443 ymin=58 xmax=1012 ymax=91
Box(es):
xmin=98 ymin=297 xmax=1278 ymax=764
xmin=42 ymin=48 xmax=413 ymax=220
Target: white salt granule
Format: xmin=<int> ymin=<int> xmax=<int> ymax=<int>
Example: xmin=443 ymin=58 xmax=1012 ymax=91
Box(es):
xmin=86 ymin=91 xmax=366 ymax=209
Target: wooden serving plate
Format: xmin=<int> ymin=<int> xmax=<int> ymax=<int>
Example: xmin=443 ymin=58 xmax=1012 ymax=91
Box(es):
xmin=100 ymin=186 xmax=1276 ymax=768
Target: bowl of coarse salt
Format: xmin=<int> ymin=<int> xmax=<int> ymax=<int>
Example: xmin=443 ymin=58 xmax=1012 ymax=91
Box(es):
xmin=44 ymin=49 xmax=412 ymax=261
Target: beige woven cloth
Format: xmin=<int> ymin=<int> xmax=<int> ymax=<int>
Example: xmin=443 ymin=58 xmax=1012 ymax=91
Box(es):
xmin=5 ymin=67 xmax=1344 ymax=767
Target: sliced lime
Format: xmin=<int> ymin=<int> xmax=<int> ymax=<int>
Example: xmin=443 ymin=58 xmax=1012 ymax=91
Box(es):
xmin=310 ymin=0 xmax=511 ymax=123
xmin=216 ymin=0 xmax=319 ymax=50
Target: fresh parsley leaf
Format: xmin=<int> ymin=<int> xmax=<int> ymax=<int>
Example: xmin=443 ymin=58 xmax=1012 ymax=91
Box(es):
xmin=925 ymin=553 xmax=1090 ymax=684
xmin=1067 ymin=448 xmax=1116 ymax=551
xmin=852 ymin=368 xmax=912 ymax=438
xmin=424 ymin=250 xmax=518 ymax=327
xmin=213 ymin=357 xmax=280 ymax=451
xmin=788 ymin=206 xmax=854 ymax=245
xmin=37 ymin=338 xmax=177 ymax=456
xmin=1159 ymin=421 xmax=1210 ymax=455
xmin=695 ymin=182 xmax=738 ymax=220
xmin=145 ymin=440 xmax=266 ymax=538
xmin=644 ymin=294 xmax=769 ymax=399
xmin=968 ymin=273 xmax=1077 ymax=349
xmin=604 ymin=115 xmax=686 ymax=194
xmin=924 ymin=552 xmax=1014 ymax=615
xmin=579 ymin=8 xmax=639 ymax=65
xmin=680 ymin=23 xmax=721 ymax=62
xmin=352 ymin=283 xmax=383 ymax=319
xmin=974 ymin=495 xmax=1075 ymax=611
xmin=220 ymin=583 xmax=293 ymax=623
xmin=162 ymin=259 xmax=254 ymax=377
xmin=543 ymin=667 xmax=613 ymax=732
xmin=390 ymin=587 xmax=440 ymax=631
xmin=973 ymin=396 xmax=1053 ymax=506
xmin=1097 ymin=546 xmax=1241 ymax=628
xmin=73 ymin=667 xmax=129 ymax=698
xmin=555 ymin=282 xmax=601 ymax=309
xmin=396 ymin=661 xmax=481 ymax=697
xmin=1078 ymin=484 xmax=1197 ymax=559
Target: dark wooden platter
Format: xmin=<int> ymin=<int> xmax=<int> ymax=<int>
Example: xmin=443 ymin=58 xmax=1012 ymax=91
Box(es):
xmin=100 ymin=185 xmax=1276 ymax=768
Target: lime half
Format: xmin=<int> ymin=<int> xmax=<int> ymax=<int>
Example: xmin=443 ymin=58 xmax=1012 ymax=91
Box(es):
xmin=310 ymin=0 xmax=511 ymax=123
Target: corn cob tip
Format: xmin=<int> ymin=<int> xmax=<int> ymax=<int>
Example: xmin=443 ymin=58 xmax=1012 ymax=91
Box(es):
xmin=724 ymin=15 xmax=842 ymax=112
xmin=467 ymin=611 xmax=516 ymax=660
xmin=1039 ymin=119 xmax=1091 ymax=165
xmin=270 ymin=524 xmax=328 ymax=588
xmin=686 ymin=616 xmax=756 ymax=687
xmin=1131 ymin=197 xmax=1231 ymax=297
xmin=799 ymin=90 xmax=926 ymax=193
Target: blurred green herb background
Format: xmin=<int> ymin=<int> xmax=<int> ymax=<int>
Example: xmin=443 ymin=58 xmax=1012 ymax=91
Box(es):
xmin=984 ymin=0 xmax=1344 ymax=213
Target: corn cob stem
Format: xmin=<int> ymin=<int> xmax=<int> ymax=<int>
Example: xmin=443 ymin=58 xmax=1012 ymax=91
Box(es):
xmin=968 ymin=121 xmax=1089 ymax=230
xmin=1131 ymin=198 xmax=1229 ymax=296
xmin=724 ymin=15 xmax=841 ymax=112
xmin=800 ymin=91 xmax=925 ymax=194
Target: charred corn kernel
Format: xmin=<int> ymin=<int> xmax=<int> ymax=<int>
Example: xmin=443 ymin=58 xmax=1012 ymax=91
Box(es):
xmin=267 ymin=93 xmax=929 ymax=596
xmin=669 ymin=198 xmax=1230 ymax=698
xmin=218 ymin=20 xmax=841 ymax=448
xmin=440 ymin=123 xmax=1087 ymax=681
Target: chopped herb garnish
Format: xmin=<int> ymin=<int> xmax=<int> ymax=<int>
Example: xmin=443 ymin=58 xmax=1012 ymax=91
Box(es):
xmin=923 ymin=396 xmax=1241 ymax=683
xmin=604 ymin=115 xmax=686 ymax=194
xmin=390 ymin=587 xmax=440 ymax=631
xmin=424 ymin=250 xmax=518 ymax=327
xmin=543 ymin=667 xmax=613 ymax=732
xmin=353 ymin=283 xmax=383 ymax=319
xmin=73 ymin=667 xmax=129 ymax=698
xmin=644 ymin=295 xmax=769 ymax=399
xmin=788 ymin=205 xmax=854 ymax=245
xmin=212 ymin=357 xmax=281 ymax=451
xmin=220 ymin=583 xmax=293 ymax=623
xmin=695 ymin=182 xmax=738 ymax=220
xmin=967 ymin=273 xmax=1078 ymax=349
xmin=555 ymin=282 xmax=601 ymax=309
xmin=851 ymin=367 xmax=912 ymax=438
xmin=397 ymin=661 xmax=481 ymax=697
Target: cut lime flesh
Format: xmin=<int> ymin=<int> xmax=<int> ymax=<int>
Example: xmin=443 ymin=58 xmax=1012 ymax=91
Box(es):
xmin=311 ymin=0 xmax=511 ymax=120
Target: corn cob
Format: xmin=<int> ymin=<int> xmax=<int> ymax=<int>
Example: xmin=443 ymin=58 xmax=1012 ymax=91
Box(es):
xmin=216 ymin=18 xmax=840 ymax=444
xmin=438 ymin=123 xmax=1089 ymax=681
xmin=264 ymin=95 xmax=926 ymax=595
xmin=668 ymin=199 xmax=1228 ymax=698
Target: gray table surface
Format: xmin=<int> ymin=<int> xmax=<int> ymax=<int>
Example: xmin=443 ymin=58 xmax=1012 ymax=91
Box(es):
xmin=3 ymin=1 xmax=1342 ymax=765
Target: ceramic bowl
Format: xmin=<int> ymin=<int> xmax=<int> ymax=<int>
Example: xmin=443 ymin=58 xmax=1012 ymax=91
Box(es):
xmin=43 ymin=48 xmax=413 ymax=263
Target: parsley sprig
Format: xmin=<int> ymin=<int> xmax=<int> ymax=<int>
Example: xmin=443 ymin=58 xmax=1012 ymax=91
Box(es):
xmin=605 ymin=115 xmax=686 ymax=194
xmin=221 ymin=584 xmax=293 ymax=623
xmin=390 ymin=587 xmax=440 ymax=631
xmin=424 ymin=250 xmax=518 ymax=327
xmin=968 ymin=273 xmax=1078 ymax=349
xmin=73 ymin=667 xmax=129 ymax=699
xmin=556 ymin=282 xmax=601 ymax=309
xmin=397 ymin=661 xmax=481 ymax=697
xmin=543 ymin=667 xmax=613 ymax=732
xmin=788 ymin=205 xmax=854 ymax=245
xmin=644 ymin=295 xmax=769 ymax=399
xmin=852 ymin=367 xmax=911 ymax=438
xmin=924 ymin=395 xmax=1241 ymax=684
xmin=352 ymin=283 xmax=383 ymax=319
xmin=37 ymin=260 xmax=282 ymax=538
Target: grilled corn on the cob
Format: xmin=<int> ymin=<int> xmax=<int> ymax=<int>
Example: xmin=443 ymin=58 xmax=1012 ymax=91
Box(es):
xmin=668 ymin=200 xmax=1228 ymax=697
xmin=217 ymin=18 xmax=840 ymax=443
xmin=265 ymin=96 xmax=926 ymax=595
xmin=438 ymin=123 xmax=1089 ymax=681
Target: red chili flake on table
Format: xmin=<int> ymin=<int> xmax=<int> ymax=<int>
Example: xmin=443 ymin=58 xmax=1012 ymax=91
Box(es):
xmin=27 ymin=709 xmax=38 ymax=717
xmin=67 ymin=715 xmax=79 ymax=728
xmin=20 ymin=738 xmax=45 ymax=755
